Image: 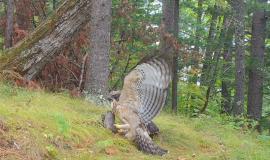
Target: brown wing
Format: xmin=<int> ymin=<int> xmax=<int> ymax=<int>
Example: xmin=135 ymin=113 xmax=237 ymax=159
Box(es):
xmin=118 ymin=58 xmax=171 ymax=124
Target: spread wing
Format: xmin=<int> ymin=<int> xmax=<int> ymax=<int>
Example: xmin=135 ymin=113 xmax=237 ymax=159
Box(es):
xmin=118 ymin=58 xmax=171 ymax=124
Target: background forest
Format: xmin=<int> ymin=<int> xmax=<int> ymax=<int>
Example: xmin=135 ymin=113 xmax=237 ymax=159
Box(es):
xmin=0 ymin=0 xmax=270 ymax=159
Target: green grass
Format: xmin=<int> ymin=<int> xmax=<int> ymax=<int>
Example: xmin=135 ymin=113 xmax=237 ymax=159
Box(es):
xmin=0 ymin=83 xmax=269 ymax=160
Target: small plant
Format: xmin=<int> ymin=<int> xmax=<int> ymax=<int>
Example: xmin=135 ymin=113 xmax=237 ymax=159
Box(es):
xmin=54 ymin=113 xmax=70 ymax=136
xmin=178 ymin=83 xmax=206 ymax=116
xmin=46 ymin=145 xmax=58 ymax=159
xmin=259 ymin=112 xmax=270 ymax=135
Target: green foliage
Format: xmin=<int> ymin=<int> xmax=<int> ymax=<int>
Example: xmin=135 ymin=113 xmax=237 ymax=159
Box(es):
xmin=54 ymin=113 xmax=70 ymax=136
xmin=178 ymin=83 xmax=206 ymax=116
xmin=46 ymin=145 xmax=58 ymax=158
xmin=110 ymin=0 xmax=161 ymax=90
xmin=95 ymin=139 xmax=114 ymax=149
xmin=46 ymin=0 xmax=61 ymax=15
xmin=259 ymin=113 xmax=270 ymax=135
xmin=257 ymin=135 xmax=270 ymax=143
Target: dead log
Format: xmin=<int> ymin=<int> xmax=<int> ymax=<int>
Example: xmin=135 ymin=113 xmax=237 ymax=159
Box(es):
xmin=0 ymin=0 xmax=92 ymax=80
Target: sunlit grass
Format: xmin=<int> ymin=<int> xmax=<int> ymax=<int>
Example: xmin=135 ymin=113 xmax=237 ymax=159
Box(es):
xmin=0 ymin=83 xmax=269 ymax=160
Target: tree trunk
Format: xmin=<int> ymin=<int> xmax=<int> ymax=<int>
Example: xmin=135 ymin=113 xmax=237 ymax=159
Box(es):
xmin=84 ymin=0 xmax=112 ymax=97
xmin=0 ymin=0 xmax=92 ymax=80
xmin=200 ymin=15 xmax=227 ymax=113
xmin=232 ymin=0 xmax=245 ymax=116
xmin=161 ymin=0 xmax=179 ymax=114
xmin=200 ymin=4 xmax=219 ymax=86
xmin=194 ymin=0 xmax=203 ymax=52
xmin=4 ymin=0 xmax=14 ymax=49
xmin=172 ymin=0 xmax=179 ymax=114
xmin=190 ymin=0 xmax=203 ymax=83
xmin=247 ymin=10 xmax=267 ymax=120
xmin=221 ymin=15 xmax=234 ymax=114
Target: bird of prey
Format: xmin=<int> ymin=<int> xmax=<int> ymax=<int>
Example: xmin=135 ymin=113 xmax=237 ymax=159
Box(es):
xmin=107 ymin=56 xmax=171 ymax=155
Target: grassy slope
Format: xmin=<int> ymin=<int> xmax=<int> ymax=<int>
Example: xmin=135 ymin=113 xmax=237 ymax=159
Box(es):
xmin=0 ymin=83 xmax=269 ymax=160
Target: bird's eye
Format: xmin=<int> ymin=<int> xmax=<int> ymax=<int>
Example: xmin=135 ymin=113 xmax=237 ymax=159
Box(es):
xmin=107 ymin=96 xmax=113 ymax=102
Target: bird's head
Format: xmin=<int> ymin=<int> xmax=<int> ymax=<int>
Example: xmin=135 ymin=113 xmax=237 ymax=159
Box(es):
xmin=107 ymin=90 xmax=121 ymax=115
xmin=107 ymin=90 xmax=121 ymax=101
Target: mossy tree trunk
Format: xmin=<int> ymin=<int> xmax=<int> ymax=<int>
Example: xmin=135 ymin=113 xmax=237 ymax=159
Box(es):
xmin=0 ymin=0 xmax=92 ymax=80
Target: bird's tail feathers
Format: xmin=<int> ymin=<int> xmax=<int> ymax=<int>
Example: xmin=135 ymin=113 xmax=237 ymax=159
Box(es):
xmin=134 ymin=127 xmax=168 ymax=156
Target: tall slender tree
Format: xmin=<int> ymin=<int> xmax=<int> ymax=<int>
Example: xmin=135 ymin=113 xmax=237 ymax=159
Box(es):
xmin=161 ymin=0 xmax=179 ymax=113
xmin=84 ymin=0 xmax=112 ymax=97
xmin=194 ymin=0 xmax=203 ymax=53
xmin=200 ymin=4 xmax=219 ymax=86
xmin=231 ymin=0 xmax=245 ymax=116
xmin=5 ymin=0 xmax=14 ymax=49
xmin=190 ymin=0 xmax=204 ymax=83
xmin=221 ymin=14 xmax=234 ymax=114
xmin=247 ymin=1 xmax=267 ymax=120
xmin=200 ymin=14 xmax=230 ymax=113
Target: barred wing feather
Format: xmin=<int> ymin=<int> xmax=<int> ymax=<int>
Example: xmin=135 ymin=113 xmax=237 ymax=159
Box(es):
xmin=134 ymin=58 xmax=171 ymax=123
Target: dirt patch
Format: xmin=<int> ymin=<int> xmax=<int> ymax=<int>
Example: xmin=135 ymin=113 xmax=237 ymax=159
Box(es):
xmin=0 ymin=120 xmax=9 ymax=135
xmin=74 ymin=138 xmax=94 ymax=149
xmin=0 ymin=138 xmax=13 ymax=149
xmin=0 ymin=119 xmax=11 ymax=149
xmin=105 ymin=146 xmax=119 ymax=156
xmin=0 ymin=120 xmax=43 ymax=160
xmin=0 ymin=121 xmax=26 ymax=160
xmin=0 ymin=148 xmax=27 ymax=160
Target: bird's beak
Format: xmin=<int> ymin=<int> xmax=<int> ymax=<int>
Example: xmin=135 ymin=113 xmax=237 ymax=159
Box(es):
xmin=110 ymin=101 xmax=114 ymax=109
xmin=111 ymin=99 xmax=117 ymax=109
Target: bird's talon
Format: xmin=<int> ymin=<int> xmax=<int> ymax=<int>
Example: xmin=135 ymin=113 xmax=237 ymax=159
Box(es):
xmin=114 ymin=123 xmax=130 ymax=129
xmin=114 ymin=124 xmax=121 ymax=129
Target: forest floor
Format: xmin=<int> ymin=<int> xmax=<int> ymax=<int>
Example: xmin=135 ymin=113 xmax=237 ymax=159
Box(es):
xmin=0 ymin=83 xmax=270 ymax=160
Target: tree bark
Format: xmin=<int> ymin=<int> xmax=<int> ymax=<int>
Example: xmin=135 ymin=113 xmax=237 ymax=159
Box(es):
xmin=4 ymin=0 xmax=14 ymax=49
xmin=84 ymin=0 xmax=112 ymax=97
xmin=247 ymin=10 xmax=267 ymax=120
xmin=161 ymin=0 xmax=179 ymax=114
xmin=172 ymin=0 xmax=179 ymax=114
xmin=232 ymin=0 xmax=245 ymax=116
xmin=221 ymin=15 xmax=234 ymax=114
xmin=0 ymin=0 xmax=92 ymax=80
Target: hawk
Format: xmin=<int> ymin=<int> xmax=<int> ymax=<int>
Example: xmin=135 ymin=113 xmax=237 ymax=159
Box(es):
xmin=105 ymin=56 xmax=171 ymax=156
